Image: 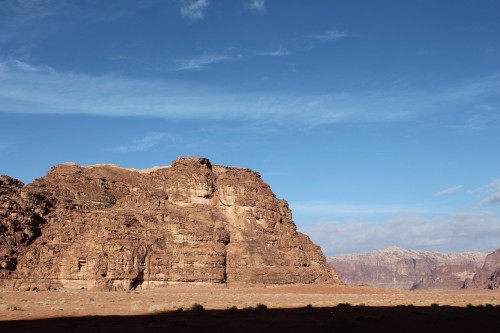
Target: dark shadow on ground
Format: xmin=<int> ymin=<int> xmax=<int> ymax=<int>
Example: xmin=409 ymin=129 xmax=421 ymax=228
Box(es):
xmin=1 ymin=304 xmax=499 ymax=333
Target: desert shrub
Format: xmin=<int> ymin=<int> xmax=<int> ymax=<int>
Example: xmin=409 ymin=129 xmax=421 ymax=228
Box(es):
xmin=0 ymin=304 xmax=21 ymax=311
xmin=430 ymin=303 xmax=439 ymax=308
xmin=130 ymin=301 xmax=142 ymax=311
xmin=465 ymin=304 xmax=476 ymax=312
xmin=226 ymin=305 xmax=238 ymax=311
xmin=256 ymin=303 xmax=267 ymax=310
xmin=189 ymin=303 xmax=204 ymax=314
xmin=305 ymin=304 xmax=313 ymax=310
xmin=336 ymin=303 xmax=352 ymax=309
xmin=354 ymin=304 xmax=366 ymax=311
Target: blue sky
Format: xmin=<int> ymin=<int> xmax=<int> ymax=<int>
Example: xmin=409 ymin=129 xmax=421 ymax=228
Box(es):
xmin=1 ymin=0 xmax=499 ymax=255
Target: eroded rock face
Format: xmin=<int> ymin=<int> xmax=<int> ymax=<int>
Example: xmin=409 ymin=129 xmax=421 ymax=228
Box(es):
xmin=1 ymin=158 xmax=339 ymax=290
xmin=328 ymin=247 xmax=487 ymax=290
xmin=0 ymin=176 xmax=51 ymax=277
xmin=463 ymin=249 xmax=500 ymax=289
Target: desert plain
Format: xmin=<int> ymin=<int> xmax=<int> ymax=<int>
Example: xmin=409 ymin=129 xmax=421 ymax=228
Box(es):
xmin=1 ymin=284 xmax=499 ymax=333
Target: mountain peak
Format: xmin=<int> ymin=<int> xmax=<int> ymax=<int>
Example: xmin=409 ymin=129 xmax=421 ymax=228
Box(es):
xmin=382 ymin=246 xmax=407 ymax=253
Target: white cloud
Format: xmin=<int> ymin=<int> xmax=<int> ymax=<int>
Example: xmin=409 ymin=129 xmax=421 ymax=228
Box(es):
xmin=180 ymin=0 xmax=209 ymax=21
xmin=435 ymin=185 xmax=463 ymax=197
xmin=486 ymin=193 xmax=500 ymax=204
xmin=172 ymin=54 xmax=231 ymax=71
xmin=475 ymin=179 xmax=500 ymax=204
xmin=1 ymin=60 xmax=499 ymax=128
xmin=107 ymin=132 xmax=176 ymax=153
xmin=247 ymin=0 xmax=265 ymax=12
xmin=259 ymin=47 xmax=290 ymax=57
xmin=302 ymin=211 xmax=500 ymax=256
xmin=310 ymin=29 xmax=347 ymax=41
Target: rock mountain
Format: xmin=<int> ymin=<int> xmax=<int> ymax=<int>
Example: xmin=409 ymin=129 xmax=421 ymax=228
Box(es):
xmin=463 ymin=248 xmax=500 ymax=289
xmin=328 ymin=246 xmax=488 ymax=290
xmin=1 ymin=157 xmax=339 ymax=291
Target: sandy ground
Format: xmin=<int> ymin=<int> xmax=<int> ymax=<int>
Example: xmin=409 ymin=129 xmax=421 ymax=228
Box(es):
xmin=0 ymin=284 xmax=498 ymax=321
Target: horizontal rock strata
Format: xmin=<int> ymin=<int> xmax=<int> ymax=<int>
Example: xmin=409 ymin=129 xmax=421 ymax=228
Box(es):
xmin=1 ymin=157 xmax=339 ymax=290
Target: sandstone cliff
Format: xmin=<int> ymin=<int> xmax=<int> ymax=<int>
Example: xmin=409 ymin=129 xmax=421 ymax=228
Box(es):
xmin=463 ymin=248 xmax=500 ymax=289
xmin=1 ymin=157 xmax=339 ymax=291
xmin=328 ymin=247 xmax=486 ymax=290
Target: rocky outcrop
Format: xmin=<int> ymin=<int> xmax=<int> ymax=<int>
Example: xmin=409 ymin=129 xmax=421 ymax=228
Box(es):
xmin=328 ymin=247 xmax=486 ymax=290
xmin=0 ymin=176 xmax=51 ymax=277
xmin=463 ymin=249 xmax=500 ymax=289
xmin=411 ymin=264 xmax=480 ymax=290
xmin=1 ymin=157 xmax=339 ymax=291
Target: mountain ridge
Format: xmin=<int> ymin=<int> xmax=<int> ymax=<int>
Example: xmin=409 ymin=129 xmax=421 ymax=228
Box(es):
xmin=328 ymin=246 xmax=488 ymax=290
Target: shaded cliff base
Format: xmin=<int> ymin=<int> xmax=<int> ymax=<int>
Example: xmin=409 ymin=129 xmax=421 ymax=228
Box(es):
xmin=1 ymin=304 xmax=499 ymax=333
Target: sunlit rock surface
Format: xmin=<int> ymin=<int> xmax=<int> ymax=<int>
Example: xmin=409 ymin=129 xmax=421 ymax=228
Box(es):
xmin=1 ymin=157 xmax=339 ymax=290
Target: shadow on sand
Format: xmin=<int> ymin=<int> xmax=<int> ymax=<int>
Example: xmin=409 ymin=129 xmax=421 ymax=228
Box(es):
xmin=1 ymin=304 xmax=499 ymax=333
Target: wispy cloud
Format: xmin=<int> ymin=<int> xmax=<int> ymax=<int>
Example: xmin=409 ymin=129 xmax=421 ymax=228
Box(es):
xmin=180 ymin=0 xmax=209 ymax=21
xmin=1 ymin=60 xmax=499 ymax=128
xmin=486 ymin=193 xmax=500 ymax=204
xmin=302 ymin=211 xmax=500 ymax=255
xmin=107 ymin=132 xmax=176 ymax=153
xmin=310 ymin=29 xmax=347 ymax=41
xmin=0 ymin=0 xmax=64 ymax=22
xmin=474 ymin=179 xmax=500 ymax=204
xmin=435 ymin=185 xmax=463 ymax=197
xmin=172 ymin=54 xmax=232 ymax=71
xmin=259 ymin=47 xmax=290 ymax=57
xmin=0 ymin=1 xmax=157 ymax=55
xmin=247 ymin=0 xmax=266 ymax=12
xmin=292 ymin=202 xmax=430 ymax=216
xmin=0 ymin=0 xmax=63 ymax=52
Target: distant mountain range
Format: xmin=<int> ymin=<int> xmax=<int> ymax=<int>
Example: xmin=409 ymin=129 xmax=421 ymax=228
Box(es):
xmin=328 ymin=246 xmax=499 ymax=290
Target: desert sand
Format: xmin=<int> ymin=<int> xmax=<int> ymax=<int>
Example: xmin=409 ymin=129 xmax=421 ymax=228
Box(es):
xmin=1 ymin=284 xmax=499 ymax=332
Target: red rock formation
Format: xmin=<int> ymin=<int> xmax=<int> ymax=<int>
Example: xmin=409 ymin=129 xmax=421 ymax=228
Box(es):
xmin=1 ymin=157 xmax=339 ymax=290
xmin=328 ymin=246 xmax=486 ymax=290
xmin=0 ymin=176 xmax=51 ymax=277
xmin=463 ymin=249 xmax=500 ymax=289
